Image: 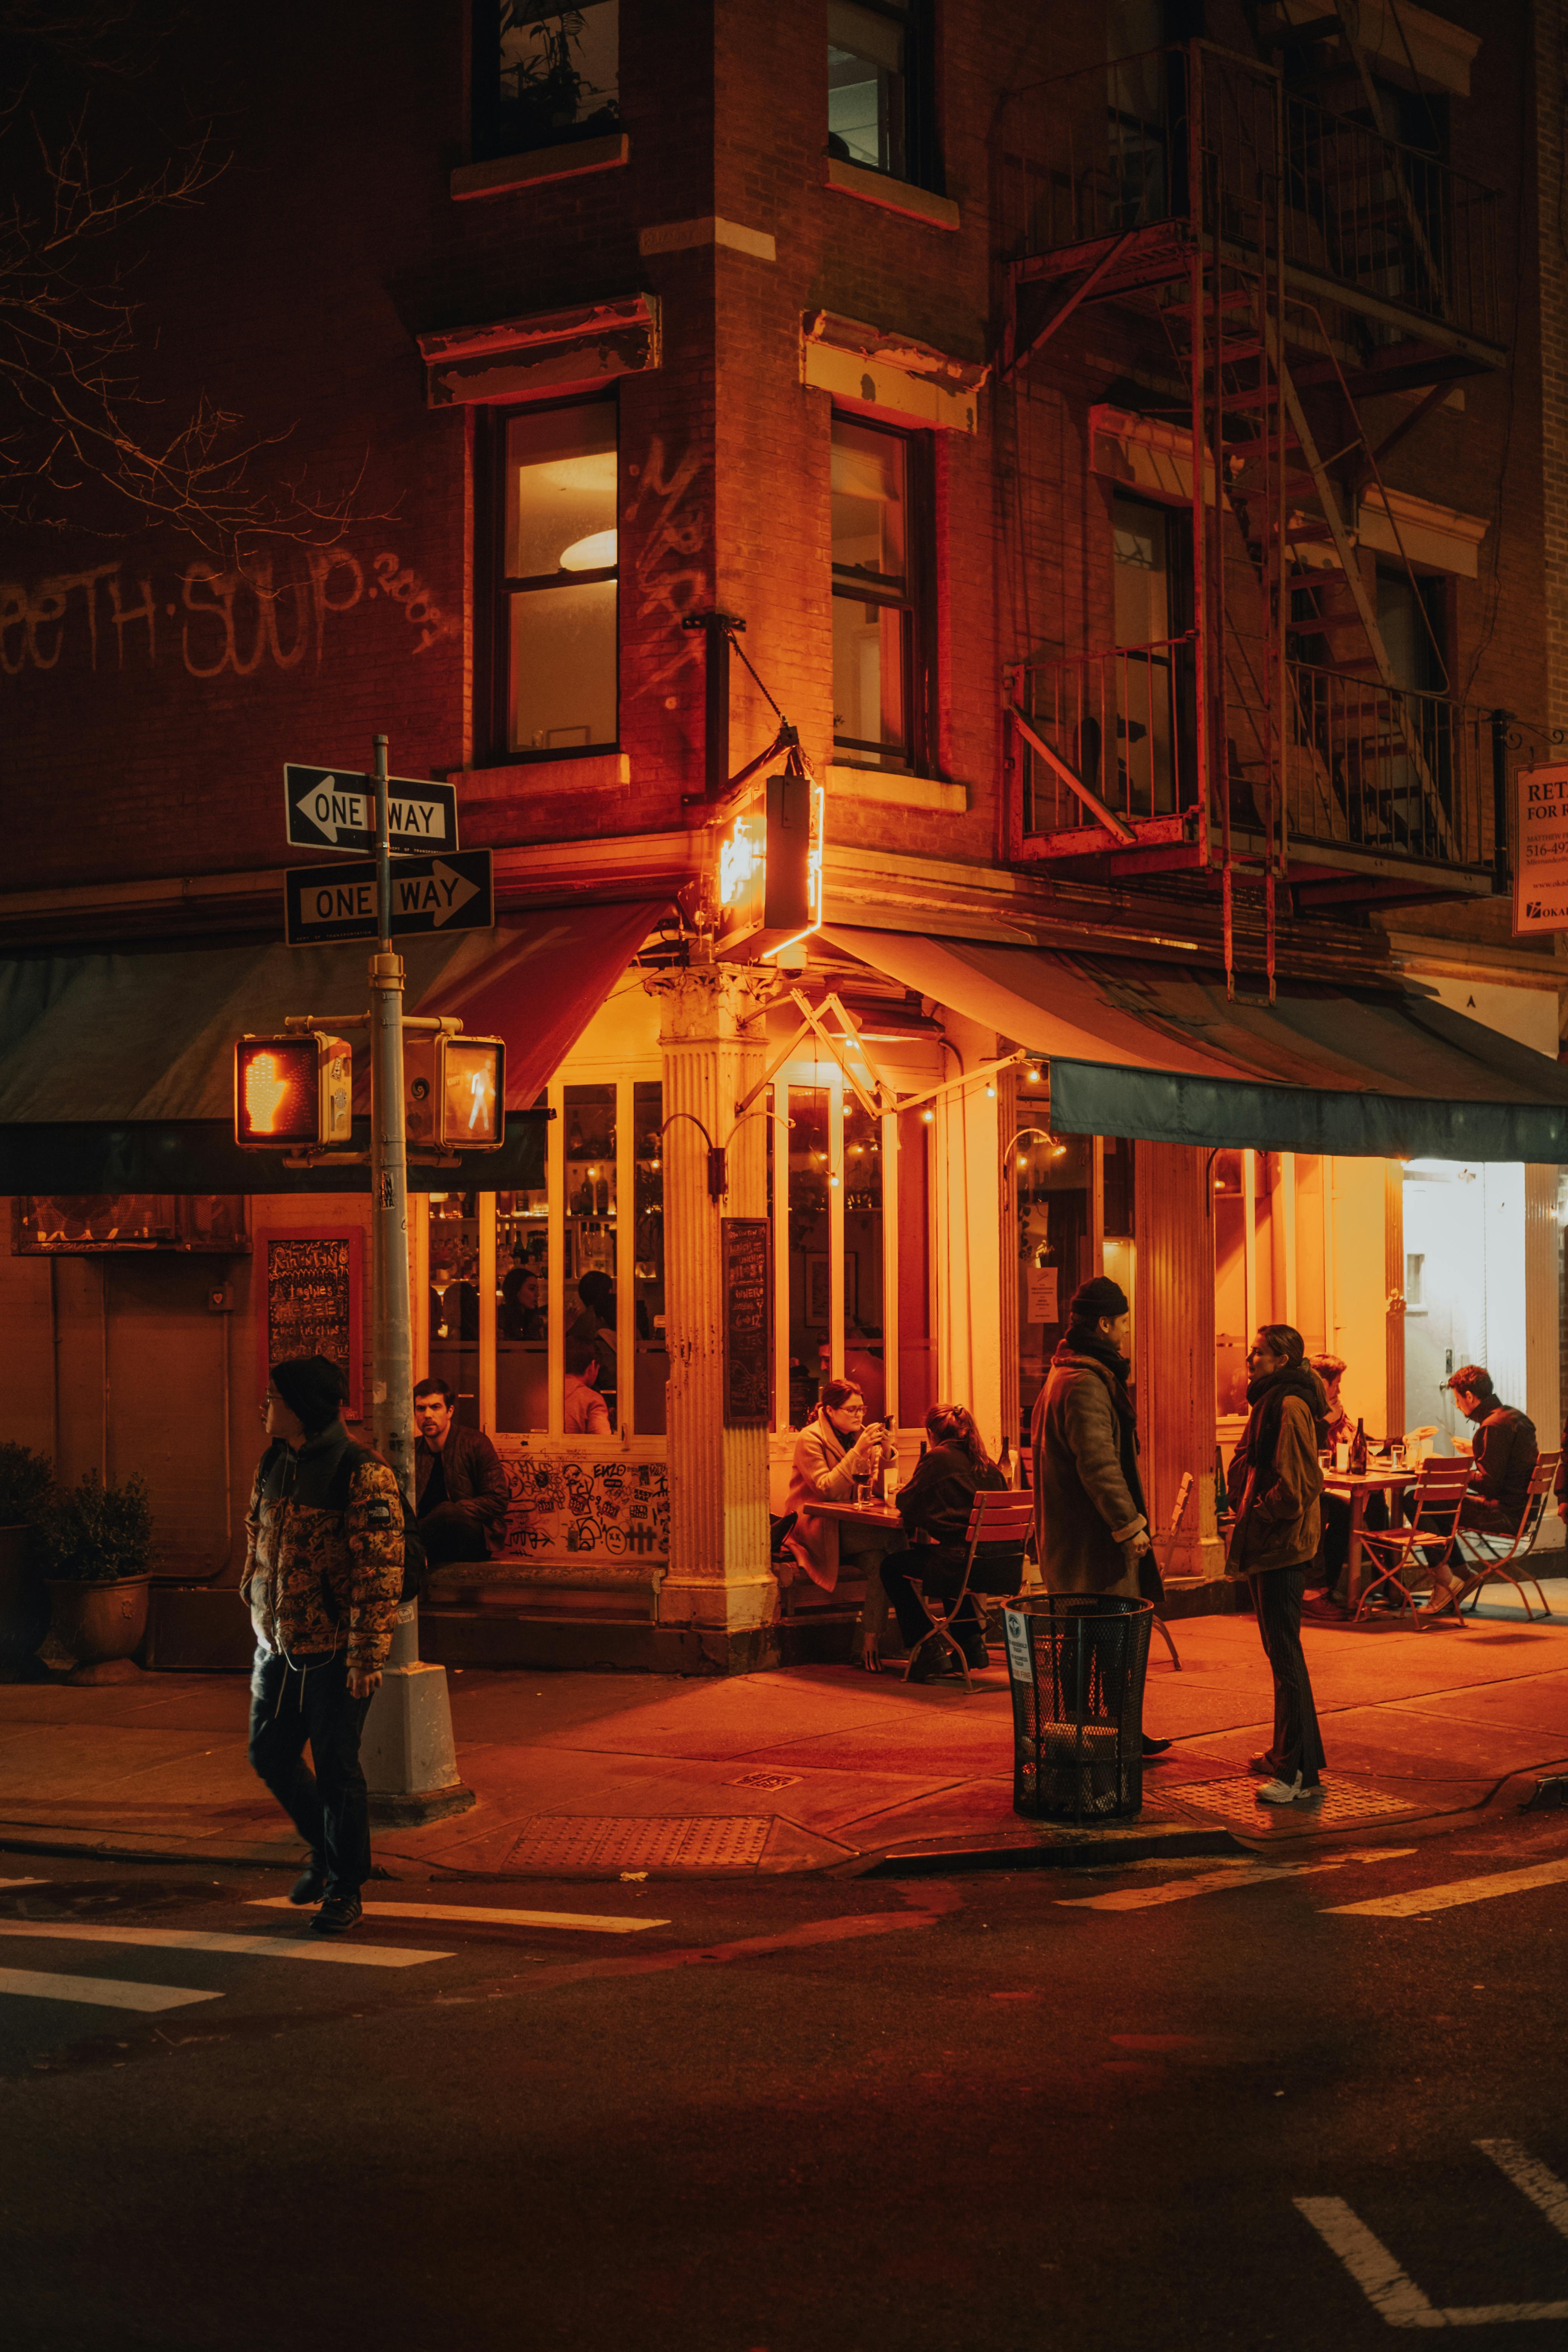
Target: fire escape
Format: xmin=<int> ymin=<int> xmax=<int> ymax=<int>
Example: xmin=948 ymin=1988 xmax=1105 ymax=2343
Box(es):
xmin=996 ymin=20 xmax=1508 ymax=988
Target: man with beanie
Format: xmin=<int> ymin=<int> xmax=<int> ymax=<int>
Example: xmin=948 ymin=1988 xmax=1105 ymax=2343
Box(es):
xmin=1031 ymin=1276 xmax=1168 ymax=1759
xmin=243 ymin=1355 xmax=405 ymax=1936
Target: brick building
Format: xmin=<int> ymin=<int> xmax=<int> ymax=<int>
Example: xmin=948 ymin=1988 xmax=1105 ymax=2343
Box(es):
xmin=3 ymin=0 xmax=1566 ymax=1671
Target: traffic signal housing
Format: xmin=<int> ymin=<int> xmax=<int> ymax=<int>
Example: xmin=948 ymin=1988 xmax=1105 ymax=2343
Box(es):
xmin=404 ymin=1034 xmax=505 ymax=1151
xmin=234 ymin=1033 xmax=353 ymax=1148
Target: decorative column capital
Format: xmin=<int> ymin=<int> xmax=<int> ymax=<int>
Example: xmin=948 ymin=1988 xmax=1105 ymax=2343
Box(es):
xmin=644 ymin=960 xmax=776 ymax=1047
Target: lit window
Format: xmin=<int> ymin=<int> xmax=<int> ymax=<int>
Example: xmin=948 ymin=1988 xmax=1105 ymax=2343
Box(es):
xmin=831 ymin=414 xmax=931 ymax=773
xmin=473 ymin=0 xmax=620 ymax=163
xmin=827 ymin=0 xmax=936 ymax=186
xmin=496 ymin=400 xmax=618 ymax=758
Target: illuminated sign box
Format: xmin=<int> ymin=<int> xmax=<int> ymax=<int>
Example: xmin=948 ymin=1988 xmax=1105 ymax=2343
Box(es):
xmin=715 ymin=770 xmax=824 ymax=959
xmin=404 ymin=1034 xmax=505 ymax=1150
xmin=234 ymin=1034 xmax=352 ymax=1148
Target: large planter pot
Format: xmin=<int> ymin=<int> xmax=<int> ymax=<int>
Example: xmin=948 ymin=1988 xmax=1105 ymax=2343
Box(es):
xmin=46 ymin=1573 xmax=151 ymax=1684
xmin=0 ymin=1524 xmax=49 ymax=1681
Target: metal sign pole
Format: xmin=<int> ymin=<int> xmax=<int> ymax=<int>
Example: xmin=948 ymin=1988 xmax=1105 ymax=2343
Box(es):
xmin=361 ymin=732 xmax=473 ymax=1825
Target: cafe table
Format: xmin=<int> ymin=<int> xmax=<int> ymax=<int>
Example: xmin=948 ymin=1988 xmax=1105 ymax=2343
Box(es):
xmin=808 ymin=1497 xmax=905 ymax=1579
xmin=1320 ymin=1462 xmax=1418 ymax=1610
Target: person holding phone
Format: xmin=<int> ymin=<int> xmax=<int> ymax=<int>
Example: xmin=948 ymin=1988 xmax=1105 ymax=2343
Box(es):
xmin=780 ymin=1378 xmax=893 ymax=1665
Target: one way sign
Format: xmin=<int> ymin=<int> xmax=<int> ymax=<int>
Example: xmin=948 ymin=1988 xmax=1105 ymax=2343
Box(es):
xmin=284 ymin=850 xmax=495 ymax=944
xmin=285 ymin=764 xmax=459 ymax=856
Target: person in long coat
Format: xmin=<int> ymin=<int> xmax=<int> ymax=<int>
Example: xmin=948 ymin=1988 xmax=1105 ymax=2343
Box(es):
xmin=1227 ymin=1324 xmax=1328 ymax=1805
xmin=1031 ymin=1275 xmax=1168 ymax=1756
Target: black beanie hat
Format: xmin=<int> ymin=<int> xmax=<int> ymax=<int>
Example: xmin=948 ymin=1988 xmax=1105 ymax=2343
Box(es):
xmin=1068 ymin=1275 xmax=1130 ymax=1330
xmin=269 ymin=1354 xmax=349 ymax=1437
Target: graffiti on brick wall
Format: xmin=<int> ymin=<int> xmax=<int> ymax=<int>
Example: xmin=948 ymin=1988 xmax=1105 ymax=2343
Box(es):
xmin=626 ymin=435 xmax=708 ymax=699
xmin=499 ymin=1446 xmax=670 ymax=1560
xmin=0 ymin=545 xmax=455 ymax=681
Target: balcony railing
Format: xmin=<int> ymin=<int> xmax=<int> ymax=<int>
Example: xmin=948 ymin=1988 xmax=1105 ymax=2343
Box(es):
xmin=1013 ymin=639 xmax=1489 ymax=873
xmin=997 ymin=44 xmax=1502 ymax=352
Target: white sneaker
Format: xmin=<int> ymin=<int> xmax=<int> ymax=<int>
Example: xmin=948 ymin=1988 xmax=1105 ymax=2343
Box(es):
xmin=1255 ymin=1773 xmax=1325 ymax=1806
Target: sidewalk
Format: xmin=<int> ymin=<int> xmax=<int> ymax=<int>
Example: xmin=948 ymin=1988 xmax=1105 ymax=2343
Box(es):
xmin=2 ymin=1595 xmax=1566 ymax=1879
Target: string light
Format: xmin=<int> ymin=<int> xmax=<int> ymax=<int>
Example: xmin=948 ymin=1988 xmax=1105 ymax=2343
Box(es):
xmin=1026 ymin=1066 xmax=1042 ymax=1085
xmin=921 ymin=1109 xmax=935 ymax=1124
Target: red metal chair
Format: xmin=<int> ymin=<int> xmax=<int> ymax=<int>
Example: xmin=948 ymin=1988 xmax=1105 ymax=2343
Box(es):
xmin=1353 ymin=1457 xmax=1473 ymax=1628
xmin=1453 ymin=1451 xmax=1562 ymax=1621
xmin=903 ymin=1489 xmax=1036 ymax=1692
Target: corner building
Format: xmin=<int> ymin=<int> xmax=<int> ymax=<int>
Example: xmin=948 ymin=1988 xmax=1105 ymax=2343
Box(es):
xmin=5 ymin=0 xmax=1568 ymax=1671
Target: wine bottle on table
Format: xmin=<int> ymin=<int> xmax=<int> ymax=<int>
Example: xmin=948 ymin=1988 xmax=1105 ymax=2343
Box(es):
xmin=1349 ymin=1418 xmax=1368 ymax=1476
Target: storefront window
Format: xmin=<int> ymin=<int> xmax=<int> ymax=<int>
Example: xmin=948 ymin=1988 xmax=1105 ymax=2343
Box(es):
xmin=896 ymin=1105 xmax=933 ymax=1426
xmin=429 ymin=1191 xmax=481 ymax=1428
xmin=632 ymin=1080 xmax=666 ymax=1436
xmin=1017 ymin=1132 xmax=1093 ymax=1438
xmin=564 ymin=1081 xmax=617 ymax=1428
xmin=843 ymin=1092 xmax=886 ymax=1421
xmin=496 ymin=1148 xmax=549 ymax=1435
xmin=787 ymin=1086 xmax=832 ymax=1427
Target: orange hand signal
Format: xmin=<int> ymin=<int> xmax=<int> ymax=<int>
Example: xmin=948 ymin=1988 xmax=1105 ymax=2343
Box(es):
xmin=244 ymin=1052 xmax=292 ymax=1133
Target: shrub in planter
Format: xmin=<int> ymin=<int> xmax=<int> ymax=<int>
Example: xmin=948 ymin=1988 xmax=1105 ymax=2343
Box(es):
xmin=0 ymin=1444 xmax=55 ymax=1678
xmin=39 ymin=1470 xmax=155 ymax=1677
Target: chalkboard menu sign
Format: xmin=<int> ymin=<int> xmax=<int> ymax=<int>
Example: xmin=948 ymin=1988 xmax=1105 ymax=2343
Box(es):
xmin=259 ymin=1230 xmax=363 ymax=1419
xmin=722 ymin=1217 xmax=770 ymax=1429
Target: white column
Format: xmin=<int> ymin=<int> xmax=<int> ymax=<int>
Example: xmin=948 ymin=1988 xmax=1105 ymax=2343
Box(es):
xmin=648 ymin=961 xmax=775 ymax=1658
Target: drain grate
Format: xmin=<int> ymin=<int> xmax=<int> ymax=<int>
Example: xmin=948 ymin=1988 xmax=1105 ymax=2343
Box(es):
xmin=727 ymin=1771 xmax=802 ymax=1791
xmin=1168 ymin=1776 xmax=1426 ymax=1825
xmin=506 ymin=1815 xmax=775 ymax=1871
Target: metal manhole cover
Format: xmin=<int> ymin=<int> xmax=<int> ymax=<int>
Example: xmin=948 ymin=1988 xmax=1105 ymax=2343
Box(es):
xmin=727 ymin=1771 xmax=802 ymax=1790
xmin=506 ymin=1815 xmax=775 ymax=1871
xmin=1168 ymin=1776 xmax=1424 ymax=1824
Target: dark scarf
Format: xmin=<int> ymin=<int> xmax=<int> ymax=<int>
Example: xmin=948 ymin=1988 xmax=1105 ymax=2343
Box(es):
xmin=1056 ymin=1325 xmax=1136 ymax=1419
xmin=1241 ymin=1364 xmax=1321 ymax=1485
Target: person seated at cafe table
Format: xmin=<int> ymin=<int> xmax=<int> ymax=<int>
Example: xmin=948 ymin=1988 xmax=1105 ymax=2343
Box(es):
xmin=1444 ymin=1366 xmax=1537 ymax=1536
xmin=879 ymin=1404 xmax=1009 ymax=1682
xmin=781 ymin=1378 xmax=891 ymax=1668
xmin=1304 ymin=1351 xmax=1384 ymax=1620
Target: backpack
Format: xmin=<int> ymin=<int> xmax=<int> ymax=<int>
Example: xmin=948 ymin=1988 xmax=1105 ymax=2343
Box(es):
xmin=326 ymin=1441 xmax=428 ymax=1604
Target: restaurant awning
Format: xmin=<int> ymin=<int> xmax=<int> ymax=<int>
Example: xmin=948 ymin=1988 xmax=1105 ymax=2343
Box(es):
xmin=824 ymin=928 xmax=1568 ymax=1161
xmin=0 ymin=901 xmax=659 ymax=1193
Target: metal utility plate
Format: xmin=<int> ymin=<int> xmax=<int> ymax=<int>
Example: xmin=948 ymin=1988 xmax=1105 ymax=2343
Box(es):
xmin=505 ymin=1815 xmax=776 ymax=1872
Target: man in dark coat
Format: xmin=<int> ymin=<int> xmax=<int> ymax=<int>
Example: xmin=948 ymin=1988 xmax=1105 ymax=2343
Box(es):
xmin=1031 ymin=1275 xmax=1168 ymax=1757
xmin=412 ymin=1378 xmax=510 ymax=1566
xmin=1447 ymin=1367 xmax=1537 ymax=1534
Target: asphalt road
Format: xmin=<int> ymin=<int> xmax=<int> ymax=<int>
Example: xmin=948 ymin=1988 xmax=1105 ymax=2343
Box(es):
xmin=2 ymin=1818 xmax=1566 ymax=2352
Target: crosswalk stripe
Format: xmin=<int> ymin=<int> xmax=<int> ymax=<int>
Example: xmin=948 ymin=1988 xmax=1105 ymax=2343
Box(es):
xmin=248 ymin=1897 xmax=671 ymax=1934
xmin=0 ymin=1923 xmax=450 ymax=1969
xmin=1477 ymin=2140 xmax=1568 ymax=2242
xmin=1326 ymin=1855 xmax=1568 ymax=1918
xmin=0 ymin=1879 xmax=45 ymax=1890
xmin=0 ymin=1965 xmax=222 ymax=2014
xmin=1060 ymin=1849 xmax=1416 ymax=1912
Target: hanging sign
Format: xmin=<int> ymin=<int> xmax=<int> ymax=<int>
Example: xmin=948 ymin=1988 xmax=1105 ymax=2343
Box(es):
xmin=1513 ymin=763 xmax=1568 ymax=934
xmin=714 ymin=771 xmax=824 ymax=960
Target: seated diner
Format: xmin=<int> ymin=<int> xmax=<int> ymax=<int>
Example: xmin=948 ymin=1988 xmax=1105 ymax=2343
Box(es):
xmin=878 ymin=1404 xmax=1009 ymax=1683
xmin=781 ymin=1378 xmax=893 ymax=1666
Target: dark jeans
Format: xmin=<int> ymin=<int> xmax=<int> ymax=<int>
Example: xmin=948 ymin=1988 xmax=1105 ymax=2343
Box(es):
xmin=880 ymin=1545 xmax=1023 ymax=1656
xmin=418 ymin=1503 xmax=490 ymax=1567
xmin=248 ymin=1649 xmax=373 ymax=1895
xmin=1252 ymin=1566 xmax=1325 ymax=1786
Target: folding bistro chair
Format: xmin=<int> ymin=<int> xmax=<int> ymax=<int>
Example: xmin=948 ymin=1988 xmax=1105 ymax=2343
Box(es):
xmin=1453 ymin=1451 xmax=1561 ymax=1621
xmin=903 ymin=1489 xmax=1036 ymax=1693
xmin=1353 ymin=1456 xmax=1474 ymax=1628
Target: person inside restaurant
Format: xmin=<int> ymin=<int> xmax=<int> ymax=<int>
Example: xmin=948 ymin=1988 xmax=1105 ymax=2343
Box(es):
xmin=562 ymin=1335 xmax=612 ymax=1437
xmin=879 ymin=1403 xmax=1009 ymax=1681
xmin=499 ymin=1265 xmax=546 ymax=1341
xmin=781 ymin=1377 xmax=892 ymax=1667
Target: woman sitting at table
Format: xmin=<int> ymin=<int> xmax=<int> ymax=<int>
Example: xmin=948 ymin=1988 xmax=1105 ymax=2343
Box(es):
xmin=781 ymin=1379 xmax=891 ymax=1665
xmin=879 ymin=1404 xmax=1009 ymax=1682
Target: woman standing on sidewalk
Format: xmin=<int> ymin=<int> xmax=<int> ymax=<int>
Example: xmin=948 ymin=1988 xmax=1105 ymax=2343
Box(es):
xmin=1227 ymin=1325 xmax=1328 ymax=1807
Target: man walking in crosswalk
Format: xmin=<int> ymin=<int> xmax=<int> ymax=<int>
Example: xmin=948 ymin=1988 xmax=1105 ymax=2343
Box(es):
xmin=243 ymin=1357 xmax=405 ymax=1936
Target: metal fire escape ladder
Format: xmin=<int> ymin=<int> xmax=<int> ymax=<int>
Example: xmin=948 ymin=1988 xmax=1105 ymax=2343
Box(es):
xmin=1326 ymin=0 xmax=1452 ymax=325
xmin=1265 ymin=319 xmax=1459 ymax=862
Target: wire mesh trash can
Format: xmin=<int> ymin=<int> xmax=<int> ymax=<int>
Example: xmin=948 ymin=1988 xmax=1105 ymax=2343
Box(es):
xmin=1002 ymin=1593 xmax=1154 ymax=1822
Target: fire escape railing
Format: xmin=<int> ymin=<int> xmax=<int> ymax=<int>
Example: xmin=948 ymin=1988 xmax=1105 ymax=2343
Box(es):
xmin=998 ymin=43 xmax=1502 ymax=351
xmin=1012 ymin=640 xmax=1489 ymax=872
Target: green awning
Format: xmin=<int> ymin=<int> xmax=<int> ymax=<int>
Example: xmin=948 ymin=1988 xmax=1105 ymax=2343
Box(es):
xmin=824 ymin=929 xmax=1568 ymax=1160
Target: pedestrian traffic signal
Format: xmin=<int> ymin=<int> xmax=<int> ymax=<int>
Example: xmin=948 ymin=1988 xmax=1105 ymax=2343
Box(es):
xmin=234 ymin=1033 xmax=353 ymax=1148
xmin=404 ymin=1034 xmax=505 ymax=1150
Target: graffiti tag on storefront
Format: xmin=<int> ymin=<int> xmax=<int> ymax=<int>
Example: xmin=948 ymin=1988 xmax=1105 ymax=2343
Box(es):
xmin=498 ymin=1445 xmax=669 ymax=1561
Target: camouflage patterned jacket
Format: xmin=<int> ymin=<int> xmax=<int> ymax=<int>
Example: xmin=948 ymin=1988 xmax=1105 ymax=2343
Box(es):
xmin=243 ymin=1420 xmax=404 ymax=1675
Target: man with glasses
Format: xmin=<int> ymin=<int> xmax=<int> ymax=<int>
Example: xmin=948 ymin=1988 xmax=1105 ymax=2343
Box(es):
xmin=243 ymin=1355 xmax=404 ymax=1937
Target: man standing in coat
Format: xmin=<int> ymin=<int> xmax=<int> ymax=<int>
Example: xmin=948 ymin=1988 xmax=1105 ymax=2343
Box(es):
xmin=413 ymin=1377 xmax=510 ymax=1566
xmin=244 ymin=1355 xmax=404 ymax=1937
xmin=1031 ymin=1276 xmax=1168 ymax=1758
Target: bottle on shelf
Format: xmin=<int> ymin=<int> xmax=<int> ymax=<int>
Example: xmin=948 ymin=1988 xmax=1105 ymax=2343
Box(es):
xmin=1349 ymin=1417 xmax=1369 ymax=1476
xmin=595 ymin=1172 xmax=611 ymax=1215
xmin=1213 ymin=1442 xmax=1227 ymax=1522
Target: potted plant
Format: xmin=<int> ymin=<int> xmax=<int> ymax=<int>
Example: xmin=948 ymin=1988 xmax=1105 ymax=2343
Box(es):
xmin=0 ymin=1444 xmax=54 ymax=1681
xmin=38 ymin=1470 xmax=155 ymax=1684
xmin=498 ymin=5 xmax=621 ymax=149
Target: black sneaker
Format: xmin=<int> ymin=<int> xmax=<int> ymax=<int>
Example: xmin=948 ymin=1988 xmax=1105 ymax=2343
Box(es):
xmin=288 ymin=1865 xmax=326 ymax=1907
xmin=310 ymin=1892 xmax=363 ymax=1937
xmin=907 ymin=1645 xmax=961 ymax=1684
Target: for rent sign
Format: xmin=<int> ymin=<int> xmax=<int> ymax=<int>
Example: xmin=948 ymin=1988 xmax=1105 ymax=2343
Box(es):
xmin=1515 ymin=763 xmax=1568 ymax=933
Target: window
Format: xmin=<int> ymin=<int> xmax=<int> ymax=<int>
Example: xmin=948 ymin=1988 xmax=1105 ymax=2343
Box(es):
xmin=831 ymin=414 xmax=932 ymax=773
xmin=472 ymin=1 xmax=620 ymax=163
xmin=826 ymin=0 xmax=936 ymax=187
xmin=493 ymin=398 xmax=618 ymax=759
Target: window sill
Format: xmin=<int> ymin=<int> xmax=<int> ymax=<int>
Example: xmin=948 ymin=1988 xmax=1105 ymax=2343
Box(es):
xmin=451 ymin=132 xmax=629 ymax=203
xmin=827 ymin=764 xmax=968 ymax=814
xmin=823 ymin=155 xmax=960 ymax=233
xmin=455 ymin=752 xmax=631 ymax=798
